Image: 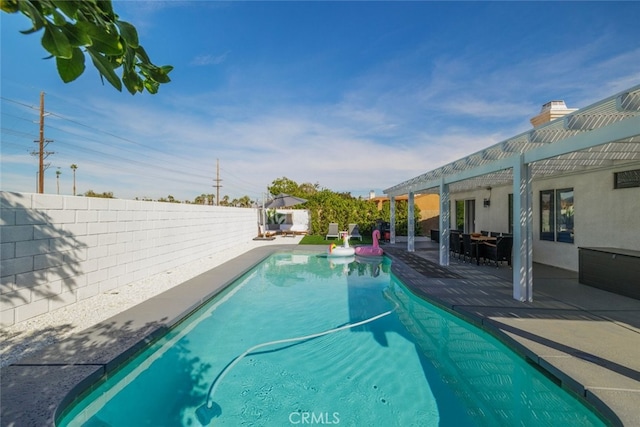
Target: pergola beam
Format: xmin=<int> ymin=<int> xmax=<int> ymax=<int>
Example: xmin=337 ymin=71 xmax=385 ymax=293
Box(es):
xmin=383 ymin=85 xmax=640 ymax=303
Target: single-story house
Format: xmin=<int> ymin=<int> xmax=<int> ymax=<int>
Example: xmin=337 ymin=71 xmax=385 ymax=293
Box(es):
xmin=384 ymin=84 xmax=640 ymax=302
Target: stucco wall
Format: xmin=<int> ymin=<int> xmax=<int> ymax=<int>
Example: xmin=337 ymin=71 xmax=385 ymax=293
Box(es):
xmin=447 ymin=163 xmax=640 ymax=271
xmin=0 ymin=192 xmax=258 ymax=327
xmin=532 ymin=165 xmax=640 ymax=270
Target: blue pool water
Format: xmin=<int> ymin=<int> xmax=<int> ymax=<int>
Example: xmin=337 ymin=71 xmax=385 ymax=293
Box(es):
xmin=58 ymin=252 xmax=605 ymax=426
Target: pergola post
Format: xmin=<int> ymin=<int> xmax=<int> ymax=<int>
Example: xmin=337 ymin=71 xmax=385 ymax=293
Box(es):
xmin=439 ymin=179 xmax=450 ymax=265
xmin=512 ymin=154 xmax=534 ymax=301
xmin=390 ymin=196 xmax=396 ymax=244
xmin=407 ymin=191 xmax=415 ymax=252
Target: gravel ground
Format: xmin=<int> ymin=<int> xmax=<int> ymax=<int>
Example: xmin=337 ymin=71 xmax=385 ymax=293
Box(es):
xmin=0 ymin=236 xmax=302 ymax=369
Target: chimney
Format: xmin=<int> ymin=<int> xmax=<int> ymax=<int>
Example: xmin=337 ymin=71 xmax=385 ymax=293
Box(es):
xmin=369 ymin=190 xmax=376 ymax=200
xmin=530 ymin=100 xmax=577 ymax=128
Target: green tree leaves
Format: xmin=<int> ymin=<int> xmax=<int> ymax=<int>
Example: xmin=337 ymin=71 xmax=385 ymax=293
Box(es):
xmin=116 ymin=20 xmax=138 ymax=48
xmin=2 ymin=0 xmax=172 ymax=95
xmin=56 ymin=47 xmax=85 ymax=83
xmin=267 ymin=177 xmax=305 ymax=198
xmin=42 ymin=23 xmax=72 ymax=58
xmin=267 ymin=177 xmax=421 ymax=236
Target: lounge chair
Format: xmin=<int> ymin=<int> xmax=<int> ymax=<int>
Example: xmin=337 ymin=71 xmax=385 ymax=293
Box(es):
xmin=325 ymin=223 xmax=340 ymax=240
xmin=258 ymin=224 xmax=276 ymax=238
xmin=348 ymin=223 xmax=362 ymax=241
xmin=289 ymin=224 xmax=309 ymax=235
xmin=279 ymin=224 xmax=295 ymax=237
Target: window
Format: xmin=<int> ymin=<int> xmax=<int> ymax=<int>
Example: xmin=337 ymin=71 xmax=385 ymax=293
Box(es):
xmin=556 ymin=188 xmax=574 ymax=243
xmin=540 ymin=190 xmax=554 ymax=241
xmin=539 ymin=188 xmax=574 ymax=243
xmin=614 ymin=169 xmax=640 ymax=189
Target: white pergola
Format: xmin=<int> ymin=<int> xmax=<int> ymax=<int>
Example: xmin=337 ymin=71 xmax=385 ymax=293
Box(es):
xmin=384 ymin=84 xmax=640 ymax=302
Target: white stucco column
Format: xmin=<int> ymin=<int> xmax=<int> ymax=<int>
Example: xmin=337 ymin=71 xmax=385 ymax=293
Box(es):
xmin=512 ymin=154 xmax=534 ymax=301
xmin=390 ymin=196 xmax=396 ymax=244
xmin=439 ymin=179 xmax=450 ymax=266
xmin=407 ymin=191 xmax=415 ymax=252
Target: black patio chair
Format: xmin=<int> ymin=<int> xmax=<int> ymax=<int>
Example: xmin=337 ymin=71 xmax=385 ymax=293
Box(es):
xmin=449 ymin=230 xmax=462 ymax=260
xmin=483 ymin=236 xmax=513 ymax=267
xmin=461 ymin=233 xmax=480 ymax=264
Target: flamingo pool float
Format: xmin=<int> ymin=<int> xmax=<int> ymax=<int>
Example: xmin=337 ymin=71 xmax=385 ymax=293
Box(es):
xmin=355 ymin=229 xmax=384 ymax=257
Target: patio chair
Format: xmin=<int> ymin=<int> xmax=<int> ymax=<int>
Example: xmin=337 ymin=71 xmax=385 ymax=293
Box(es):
xmin=483 ymin=236 xmax=513 ymax=267
xmin=449 ymin=230 xmax=462 ymax=260
xmin=348 ymin=223 xmax=362 ymax=241
xmin=325 ymin=223 xmax=340 ymax=240
xmin=462 ymin=233 xmax=480 ymax=264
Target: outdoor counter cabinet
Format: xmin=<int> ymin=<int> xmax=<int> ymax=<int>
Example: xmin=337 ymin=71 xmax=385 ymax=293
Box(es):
xmin=578 ymin=247 xmax=640 ymax=300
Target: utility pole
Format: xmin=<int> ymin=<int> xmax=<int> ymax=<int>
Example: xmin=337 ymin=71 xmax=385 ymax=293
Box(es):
xmin=213 ymin=158 xmax=223 ymax=206
xmin=30 ymin=92 xmax=54 ymax=193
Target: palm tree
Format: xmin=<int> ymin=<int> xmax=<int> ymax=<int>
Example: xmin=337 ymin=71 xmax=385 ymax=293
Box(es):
xmin=55 ymin=169 xmax=61 ymax=194
xmin=70 ymin=164 xmax=78 ymax=196
xmin=237 ymin=195 xmax=252 ymax=207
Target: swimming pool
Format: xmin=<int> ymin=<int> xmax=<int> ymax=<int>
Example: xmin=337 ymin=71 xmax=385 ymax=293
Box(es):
xmin=57 ymin=252 xmax=605 ymax=426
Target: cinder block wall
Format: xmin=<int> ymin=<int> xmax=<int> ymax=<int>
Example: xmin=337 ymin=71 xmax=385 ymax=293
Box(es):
xmin=0 ymin=192 xmax=258 ymax=327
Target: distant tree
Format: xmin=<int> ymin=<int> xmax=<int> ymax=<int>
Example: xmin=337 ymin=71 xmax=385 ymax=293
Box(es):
xmin=84 ymin=189 xmax=114 ymax=198
xmin=220 ymin=195 xmax=230 ymax=206
xmin=194 ymin=193 xmax=215 ymax=205
xmin=298 ymin=182 xmax=320 ymax=196
xmin=267 ymin=177 xmax=301 ymax=197
xmin=158 ymin=195 xmax=180 ymax=203
xmin=2 ymin=0 xmax=173 ymax=94
xmin=70 ymin=164 xmax=77 ymax=196
xmin=55 ymin=168 xmax=61 ymax=194
xmin=234 ymin=195 xmax=253 ymax=208
xmin=267 ymin=177 xmax=321 ymax=199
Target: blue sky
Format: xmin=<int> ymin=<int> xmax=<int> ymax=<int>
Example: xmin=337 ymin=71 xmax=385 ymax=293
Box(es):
xmin=2 ymin=1 xmax=639 ymax=202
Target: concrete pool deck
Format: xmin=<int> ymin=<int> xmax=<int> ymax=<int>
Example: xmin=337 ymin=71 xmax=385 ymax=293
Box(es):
xmin=384 ymin=240 xmax=640 ymax=426
xmin=1 ymin=240 xmax=639 ymax=425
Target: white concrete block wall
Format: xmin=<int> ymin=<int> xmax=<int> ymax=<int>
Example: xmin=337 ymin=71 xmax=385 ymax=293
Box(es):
xmin=0 ymin=192 xmax=258 ymax=327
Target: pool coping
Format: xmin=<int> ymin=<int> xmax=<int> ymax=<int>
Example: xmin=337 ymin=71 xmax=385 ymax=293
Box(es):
xmin=1 ymin=246 xmax=284 ymax=426
xmin=384 ymin=246 xmax=640 ymax=427
xmin=1 ymin=244 xmax=636 ymax=426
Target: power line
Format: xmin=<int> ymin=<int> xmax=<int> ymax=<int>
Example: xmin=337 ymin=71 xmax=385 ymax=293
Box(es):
xmin=3 ymin=97 xmax=216 ymax=183
xmin=3 ymin=95 xmax=209 ymax=170
xmin=1 ymin=95 xmax=270 ymax=200
xmin=42 ymin=122 xmax=213 ymax=180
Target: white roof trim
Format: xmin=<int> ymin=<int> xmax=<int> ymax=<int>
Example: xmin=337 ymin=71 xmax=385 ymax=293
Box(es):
xmin=384 ymin=85 xmax=640 ymax=197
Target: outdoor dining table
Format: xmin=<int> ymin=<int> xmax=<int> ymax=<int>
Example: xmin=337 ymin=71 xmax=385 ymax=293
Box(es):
xmin=471 ymin=235 xmax=498 ymax=242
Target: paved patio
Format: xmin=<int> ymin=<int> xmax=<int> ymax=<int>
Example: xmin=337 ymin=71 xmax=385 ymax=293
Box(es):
xmin=1 ymin=239 xmax=638 ymax=425
xmin=384 ymin=240 xmax=640 ymax=426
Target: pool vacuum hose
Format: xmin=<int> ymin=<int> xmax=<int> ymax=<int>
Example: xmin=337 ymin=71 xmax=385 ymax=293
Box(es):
xmin=197 ymin=307 xmax=396 ymax=425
